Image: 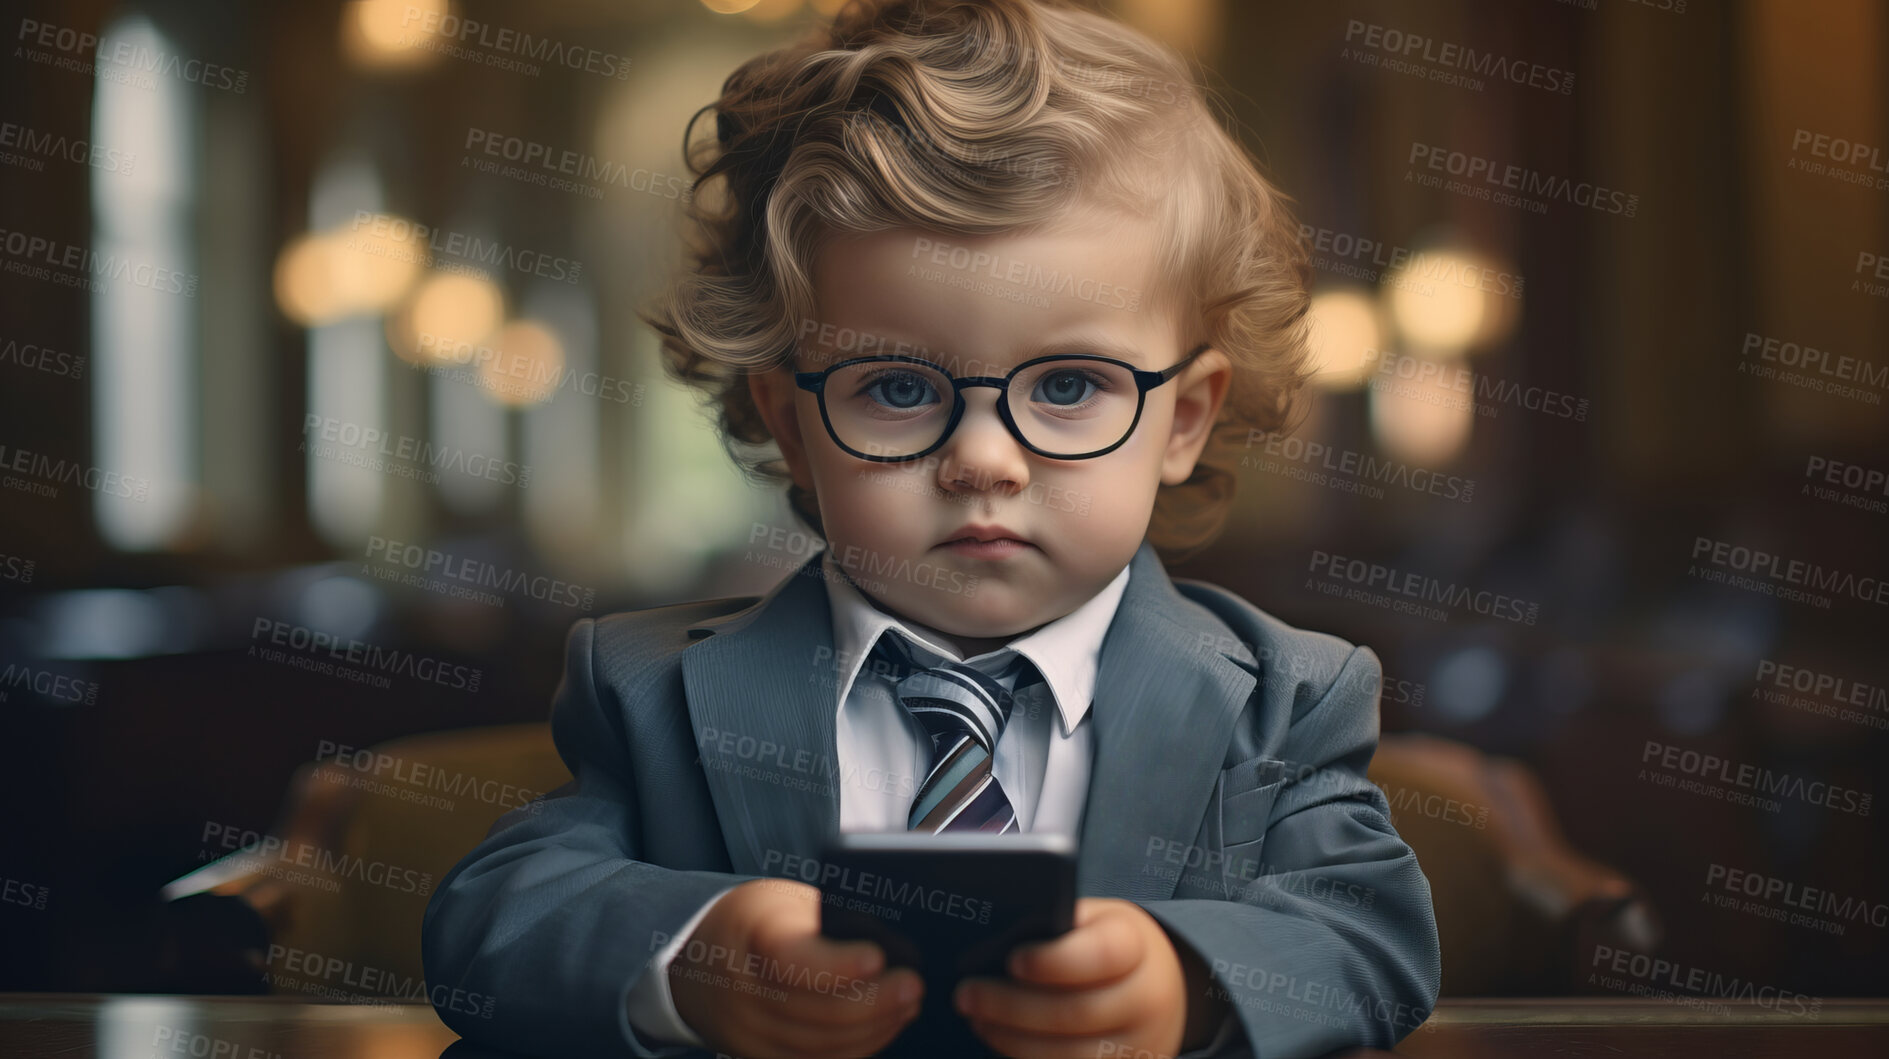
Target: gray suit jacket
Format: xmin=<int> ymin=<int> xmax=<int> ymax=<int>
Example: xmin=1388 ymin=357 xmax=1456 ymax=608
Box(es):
xmin=422 ymin=541 xmax=1441 ymax=1058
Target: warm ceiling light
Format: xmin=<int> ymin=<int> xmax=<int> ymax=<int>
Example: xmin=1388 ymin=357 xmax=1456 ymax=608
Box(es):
xmin=274 ymin=223 xmax=425 ymax=325
xmin=388 ymin=271 xmax=505 ymax=364
xmin=274 ymin=233 xmax=343 ymax=326
xmin=1384 ymin=246 xmax=1487 ymax=357
xmin=478 ymin=320 xmax=566 ymax=406
xmin=1113 ymin=0 xmax=1215 ymax=54
xmin=329 ymin=214 xmax=427 ymax=315
xmin=1304 ymin=288 xmax=1384 ymax=391
xmin=1470 ymin=252 xmax=1523 ymax=349
xmin=342 ymin=0 xmax=448 ymax=70
xmin=739 ymin=0 xmax=806 ymax=22
xmin=1368 ymin=353 xmax=1475 ymax=465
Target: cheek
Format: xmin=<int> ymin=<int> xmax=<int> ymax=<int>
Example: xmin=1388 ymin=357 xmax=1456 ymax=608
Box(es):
xmin=1032 ymin=455 xmax=1162 ymax=548
xmin=1052 ymin=424 xmax=1169 ymax=496
xmin=806 ymin=459 xmax=923 ymax=543
xmin=805 ymin=456 xmax=863 ymax=524
xmin=1133 ymin=400 xmax=1180 ymax=453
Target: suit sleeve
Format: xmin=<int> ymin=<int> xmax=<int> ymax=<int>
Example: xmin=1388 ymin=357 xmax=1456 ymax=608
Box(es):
xmin=1132 ymin=646 xmax=1442 ymax=1059
xmin=624 ymin=885 xmax=739 ymax=1045
xmin=421 ymin=618 xmax=761 ymax=1057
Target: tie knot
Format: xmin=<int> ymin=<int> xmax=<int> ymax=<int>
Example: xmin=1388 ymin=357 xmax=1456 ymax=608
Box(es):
xmin=868 ymin=632 xmax=1033 ymax=752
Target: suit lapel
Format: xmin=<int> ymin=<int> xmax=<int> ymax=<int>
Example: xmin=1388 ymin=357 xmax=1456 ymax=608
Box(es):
xmin=680 ymin=556 xmax=840 ymax=875
xmin=1075 ymin=541 xmax=1257 ymax=899
xmin=678 ymin=541 xmax=1256 ymax=896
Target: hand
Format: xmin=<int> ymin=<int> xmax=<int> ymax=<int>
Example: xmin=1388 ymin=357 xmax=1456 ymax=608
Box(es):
xmin=954 ymin=897 xmax=1229 ymax=1059
xmin=668 ymin=877 xmax=924 ymax=1059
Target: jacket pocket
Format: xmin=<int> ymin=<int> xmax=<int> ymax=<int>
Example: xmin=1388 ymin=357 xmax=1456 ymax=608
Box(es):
xmin=1218 ymin=754 xmax=1289 ymax=853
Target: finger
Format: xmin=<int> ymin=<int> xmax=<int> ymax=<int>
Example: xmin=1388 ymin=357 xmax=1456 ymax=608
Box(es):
xmin=1073 ymin=896 xmax=1111 ymax=927
xmin=763 ymin=1012 xmax=909 ymax=1059
xmin=746 ymin=884 xmax=886 ymax=981
xmin=969 ymin=1017 xmax=1135 ymax=1059
xmin=957 ymin=974 xmax=1140 ymax=1039
xmin=1007 ymin=908 xmax=1142 ymax=986
xmin=761 ymin=990 xmax=923 ymax=1059
xmin=769 ymin=967 xmax=922 ymax=1029
xmin=744 ymin=883 xmax=821 ymax=952
xmin=748 ymin=876 xmax=824 ymax=915
xmin=760 ymin=919 xmax=887 ymax=981
xmin=692 ymin=964 xmax=909 ymax=1059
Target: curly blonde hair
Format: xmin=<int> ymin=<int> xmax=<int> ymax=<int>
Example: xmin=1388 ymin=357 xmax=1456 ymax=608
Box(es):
xmin=642 ymin=0 xmax=1311 ymax=565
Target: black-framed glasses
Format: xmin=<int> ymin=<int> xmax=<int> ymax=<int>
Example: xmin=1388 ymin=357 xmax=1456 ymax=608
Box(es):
xmin=793 ymin=343 xmax=1209 ymax=462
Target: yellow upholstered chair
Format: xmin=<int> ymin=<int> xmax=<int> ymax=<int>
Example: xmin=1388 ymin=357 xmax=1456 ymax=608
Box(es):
xmin=1365 ymin=733 xmax=1660 ymax=993
xmin=203 ymin=723 xmax=571 ymax=989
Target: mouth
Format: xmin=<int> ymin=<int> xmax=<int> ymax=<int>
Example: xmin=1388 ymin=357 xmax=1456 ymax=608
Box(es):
xmin=937 ymin=526 xmax=1034 ymax=558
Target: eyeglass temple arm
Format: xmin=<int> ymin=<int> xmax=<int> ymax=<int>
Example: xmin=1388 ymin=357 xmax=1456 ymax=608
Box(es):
xmin=1147 ymin=342 xmax=1213 ymax=386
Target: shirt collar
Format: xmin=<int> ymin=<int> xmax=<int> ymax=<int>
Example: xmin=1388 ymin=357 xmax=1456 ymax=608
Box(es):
xmin=822 ymin=548 xmax=1132 ymax=738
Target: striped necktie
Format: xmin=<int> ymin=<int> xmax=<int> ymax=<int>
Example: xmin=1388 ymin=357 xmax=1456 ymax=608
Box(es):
xmin=869 ymin=632 xmax=1042 ymax=834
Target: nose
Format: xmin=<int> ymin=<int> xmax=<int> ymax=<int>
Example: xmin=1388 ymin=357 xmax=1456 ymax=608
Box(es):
xmin=935 ymin=387 xmax=1030 ymax=498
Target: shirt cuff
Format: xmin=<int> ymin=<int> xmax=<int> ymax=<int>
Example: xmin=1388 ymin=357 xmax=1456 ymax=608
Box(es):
xmin=624 ymin=884 xmax=740 ymax=1049
xmin=1176 ymin=1006 xmax=1240 ymax=1058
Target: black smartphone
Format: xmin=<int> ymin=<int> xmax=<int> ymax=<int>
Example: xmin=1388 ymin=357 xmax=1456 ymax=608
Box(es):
xmin=817 ymin=831 xmax=1079 ymax=1059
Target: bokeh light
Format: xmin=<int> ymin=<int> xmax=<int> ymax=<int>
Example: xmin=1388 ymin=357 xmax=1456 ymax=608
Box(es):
xmin=273 ymin=220 xmax=426 ymax=326
xmin=273 ymin=233 xmax=343 ymax=326
xmin=342 ymin=0 xmax=450 ymax=70
xmin=1385 ymin=246 xmax=1487 ymax=356
xmin=478 ymin=320 xmax=567 ymax=406
xmin=1367 ymin=351 xmax=1475 ymax=465
xmin=1305 ymin=288 xmax=1385 ymax=392
xmin=387 ymin=270 xmax=505 ymax=364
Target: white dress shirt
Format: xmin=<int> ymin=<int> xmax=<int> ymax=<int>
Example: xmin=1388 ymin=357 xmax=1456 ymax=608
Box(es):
xmin=627 ymin=550 xmax=1228 ymax=1054
xmin=825 ymin=548 xmax=1125 ymax=835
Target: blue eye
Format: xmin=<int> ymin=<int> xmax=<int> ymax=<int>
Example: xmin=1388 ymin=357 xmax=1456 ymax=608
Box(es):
xmin=860 ymin=369 xmax=940 ymax=410
xmin=1031 ymin=369 xmax=1102 ymax=407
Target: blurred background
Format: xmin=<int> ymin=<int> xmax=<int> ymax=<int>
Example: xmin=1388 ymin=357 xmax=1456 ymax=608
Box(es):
xmin=0 ymin=0 xmax=1884 ymax=1015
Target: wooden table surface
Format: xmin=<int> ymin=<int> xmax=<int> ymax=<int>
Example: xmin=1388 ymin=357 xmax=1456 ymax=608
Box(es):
xmin=1 ymin=994 xmax=1884 ymax=1057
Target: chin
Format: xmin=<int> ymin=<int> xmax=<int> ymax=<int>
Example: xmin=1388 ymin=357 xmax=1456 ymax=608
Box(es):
xmin=923 ymin=597 xmax=1040 ymax=639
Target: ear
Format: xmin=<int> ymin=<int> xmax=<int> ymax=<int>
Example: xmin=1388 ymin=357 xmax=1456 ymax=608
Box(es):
xmin=1160 ymin=347 xmax=1232 ymax=486
xmin=747 ymin=363 xmax=817 ymax=491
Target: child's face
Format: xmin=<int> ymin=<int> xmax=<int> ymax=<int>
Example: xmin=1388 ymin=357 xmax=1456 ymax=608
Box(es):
xmin=749 ymin=218 xmax=1229 ymax=651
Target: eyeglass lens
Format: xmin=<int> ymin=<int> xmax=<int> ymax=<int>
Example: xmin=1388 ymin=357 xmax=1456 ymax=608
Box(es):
xmin=821 ymin=358 xmax=1142 ymax=458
